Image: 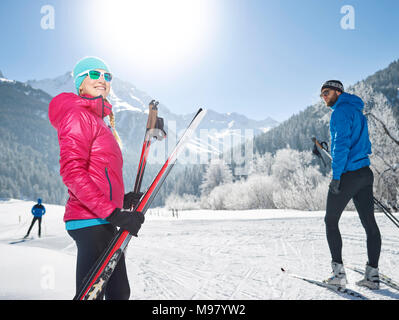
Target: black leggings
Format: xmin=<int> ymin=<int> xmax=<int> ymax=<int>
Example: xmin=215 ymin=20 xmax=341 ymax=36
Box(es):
xmin=325 ymin=166 xmax=381 ymax=268
xmin=26 ymin=217 xmax=42 ymax=237
xmin=67 ymin=224 xmax=130 ymax=300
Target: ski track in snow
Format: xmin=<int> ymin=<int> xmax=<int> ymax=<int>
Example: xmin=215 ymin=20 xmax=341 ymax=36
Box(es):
xmin=0 ymin=200 xmax=398 ymax=300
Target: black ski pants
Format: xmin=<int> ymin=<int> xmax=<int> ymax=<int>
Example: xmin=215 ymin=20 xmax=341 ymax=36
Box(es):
xmin=26 ymin=217 xmax=42 ymax=237
xmin=67 ymin=224 xmax=130 ymax=300
xmin=325 ymin=166 xmax=381 ymax=268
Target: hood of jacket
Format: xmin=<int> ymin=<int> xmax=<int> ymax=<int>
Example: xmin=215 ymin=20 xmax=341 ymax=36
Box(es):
xmin=331 ymin=92 xmax=364 ymax=112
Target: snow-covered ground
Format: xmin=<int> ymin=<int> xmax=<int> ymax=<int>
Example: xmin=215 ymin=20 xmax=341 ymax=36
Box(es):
xmin=0 ymin=199 xmax=398 ymax=300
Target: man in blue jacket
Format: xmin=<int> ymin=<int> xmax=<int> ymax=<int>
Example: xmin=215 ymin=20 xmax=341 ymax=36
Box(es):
xmin=24 ymin=198 xmax=46 ymax=238
xmin=320 ymin=80 xmax=381 ymax=290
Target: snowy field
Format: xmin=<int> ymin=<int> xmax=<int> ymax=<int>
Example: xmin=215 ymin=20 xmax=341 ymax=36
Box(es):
xmin=0 ymin=199 xmax=398 ymax=300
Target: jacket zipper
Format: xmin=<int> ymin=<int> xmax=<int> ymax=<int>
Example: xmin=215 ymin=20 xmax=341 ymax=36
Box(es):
xmin=105 ymin=167 xmax=112 ymax=200
xmin=79 ymin=95 xmax=111 ymax=118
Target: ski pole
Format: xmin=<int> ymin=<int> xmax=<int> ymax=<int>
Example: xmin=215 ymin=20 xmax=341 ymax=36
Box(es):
xmin=373 ymin=197 xmax=399 ymax=228
xmin=373 ymin=197 xmax=399 ymax=223
xmin=133 ymin=100 xmax=165 ymax=194
xmin=312 ymin=137 xmax=399 ymax=229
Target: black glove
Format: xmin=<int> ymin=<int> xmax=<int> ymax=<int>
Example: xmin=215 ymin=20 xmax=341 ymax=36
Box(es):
xmin=106 ymin=208 xmax=145 ymax=236
xmin=123 ymin=192 xmax=143 ymax=210
xmin=329 ymin=179 xmax=341 ymax=195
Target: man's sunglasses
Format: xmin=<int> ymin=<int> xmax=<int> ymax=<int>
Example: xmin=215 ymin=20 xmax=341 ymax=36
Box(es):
xmin=77 ymin=70 xmax=113 ymax=82
xmin=320 ymin=89 xmax=330 ymax=98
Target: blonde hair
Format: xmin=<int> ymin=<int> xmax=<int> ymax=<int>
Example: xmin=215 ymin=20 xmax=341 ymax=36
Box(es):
xmin=109 ymin=111 xmax=123 ymax=149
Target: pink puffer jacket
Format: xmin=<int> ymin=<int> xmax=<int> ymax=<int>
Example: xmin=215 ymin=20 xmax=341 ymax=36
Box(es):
xmin=48 ymin=93 xmax=124 ymax=222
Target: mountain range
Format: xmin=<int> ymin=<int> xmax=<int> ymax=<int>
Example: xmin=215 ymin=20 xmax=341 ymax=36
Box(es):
xmin=0 ymin=70 xmax=278 ymax=204
xmin=1 ymin=59 xmax=398 ymax=206
xmin=27 ymin=71 xmax=278 ymax=134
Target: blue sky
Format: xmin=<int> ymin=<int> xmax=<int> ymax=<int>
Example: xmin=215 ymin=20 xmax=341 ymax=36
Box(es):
xmin=1 ymin=0 xmax=399 ymax=121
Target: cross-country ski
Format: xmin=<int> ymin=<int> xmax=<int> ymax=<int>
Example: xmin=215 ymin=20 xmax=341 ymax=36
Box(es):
xmin=348 ymin=266 xmax=399 ymax=292
xmin=280 ymin=268 xmax=369 ymax=300
xmin=8 ymin=237 xmax=34 ymax=245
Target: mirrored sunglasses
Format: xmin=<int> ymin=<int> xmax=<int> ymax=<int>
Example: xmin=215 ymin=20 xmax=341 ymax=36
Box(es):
xmin=77 ymin=70 xmax=113 ymax=82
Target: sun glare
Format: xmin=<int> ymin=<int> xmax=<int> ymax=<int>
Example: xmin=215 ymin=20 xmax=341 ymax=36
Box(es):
xmin=90 ymin=0 xmax=217 ymax=74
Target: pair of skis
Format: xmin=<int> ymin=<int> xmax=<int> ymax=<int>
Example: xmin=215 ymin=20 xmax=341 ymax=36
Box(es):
xmin=281 ymin=266 xmax=399 ymax=300
xmin=281 ymin=268 xmax=368 ymax=300
xmin=73 ymin=102 xmax=206 ymax=300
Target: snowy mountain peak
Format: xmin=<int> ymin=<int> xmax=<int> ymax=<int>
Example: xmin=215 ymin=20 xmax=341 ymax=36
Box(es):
xmin=108 ymin=88 xmax=144 ymax=113
xmin=27 ymin=72 xmax=75 ymax=97
xmin=0 ymin=70 xmax=15 ymax=84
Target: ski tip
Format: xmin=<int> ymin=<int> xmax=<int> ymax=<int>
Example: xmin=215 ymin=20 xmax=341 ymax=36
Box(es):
xmin=192 ymin=108 xmax=207 ymax=120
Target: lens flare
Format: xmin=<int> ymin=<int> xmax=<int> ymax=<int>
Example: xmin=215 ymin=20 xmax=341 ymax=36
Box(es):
xmin=87 ymin=0 xmax=218 ymax=74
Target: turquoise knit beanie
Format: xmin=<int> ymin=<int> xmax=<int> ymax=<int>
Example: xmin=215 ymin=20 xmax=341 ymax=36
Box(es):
xmin=73 ymin=56 xmax=110 ymax=94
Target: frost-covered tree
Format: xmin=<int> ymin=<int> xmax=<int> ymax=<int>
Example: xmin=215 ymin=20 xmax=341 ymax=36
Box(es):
xmin=200 ymin=148 xmax=330 ymax=211
xmin=345 ymin=82 xmax=399 ymax=209
xmin=202 ymin=174 xmax=276 ymax=210
xmin=362 ymin=87 xmax=399 ymax=209
xmin=165 ymin=193 xmax=200 ymax=210
xmin=200 ymin=159 xmax=233 ymax=196
xmin=271 ymin=148 xmax=329 ymax=210
xmin=249 ymin=152 xmax=273 ymax=176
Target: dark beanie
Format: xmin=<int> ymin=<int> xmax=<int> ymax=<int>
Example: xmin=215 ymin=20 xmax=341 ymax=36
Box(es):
xmin=321 ymin=80 xmax=344 ymax=93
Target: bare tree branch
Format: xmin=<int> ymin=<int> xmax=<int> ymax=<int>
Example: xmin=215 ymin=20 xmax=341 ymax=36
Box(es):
xmin=366 ymin=112 xmax=399 ymax=146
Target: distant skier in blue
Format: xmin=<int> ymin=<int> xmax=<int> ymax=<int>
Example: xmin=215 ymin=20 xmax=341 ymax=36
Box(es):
xmin=24 ymin=198 xmax=46 ymax=238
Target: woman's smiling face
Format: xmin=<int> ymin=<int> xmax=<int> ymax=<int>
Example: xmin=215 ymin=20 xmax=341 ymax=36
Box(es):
xmin=79 ymin=69 xmax=111 ymax=99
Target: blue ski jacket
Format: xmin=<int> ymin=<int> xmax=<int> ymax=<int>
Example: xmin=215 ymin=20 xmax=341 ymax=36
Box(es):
xmin=31 ymin=204 xmax=46 ymax=218
xmin=330 ymin=92 xmax=372 ymax=180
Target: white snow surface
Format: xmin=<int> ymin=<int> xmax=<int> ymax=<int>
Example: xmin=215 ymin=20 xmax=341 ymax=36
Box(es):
xmin=0 ymin=199 xmax=398 ymax=300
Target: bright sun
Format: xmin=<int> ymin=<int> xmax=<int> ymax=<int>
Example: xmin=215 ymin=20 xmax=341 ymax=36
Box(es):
xmin=89 ymin=0 xmax=218 ymax=74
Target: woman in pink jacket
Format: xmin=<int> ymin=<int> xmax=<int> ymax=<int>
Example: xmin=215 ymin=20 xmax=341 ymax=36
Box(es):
xmin=49 ymin=56 xmax=144 ymax=300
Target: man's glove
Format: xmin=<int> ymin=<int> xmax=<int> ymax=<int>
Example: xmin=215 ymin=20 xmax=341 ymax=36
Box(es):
xmin=106 ymin=208 xmax=145 ymax=236
xmin=123 ymin=192 xmax=143 ymax=210
xmin=329 ymin=179 xmax=341 ymax=195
